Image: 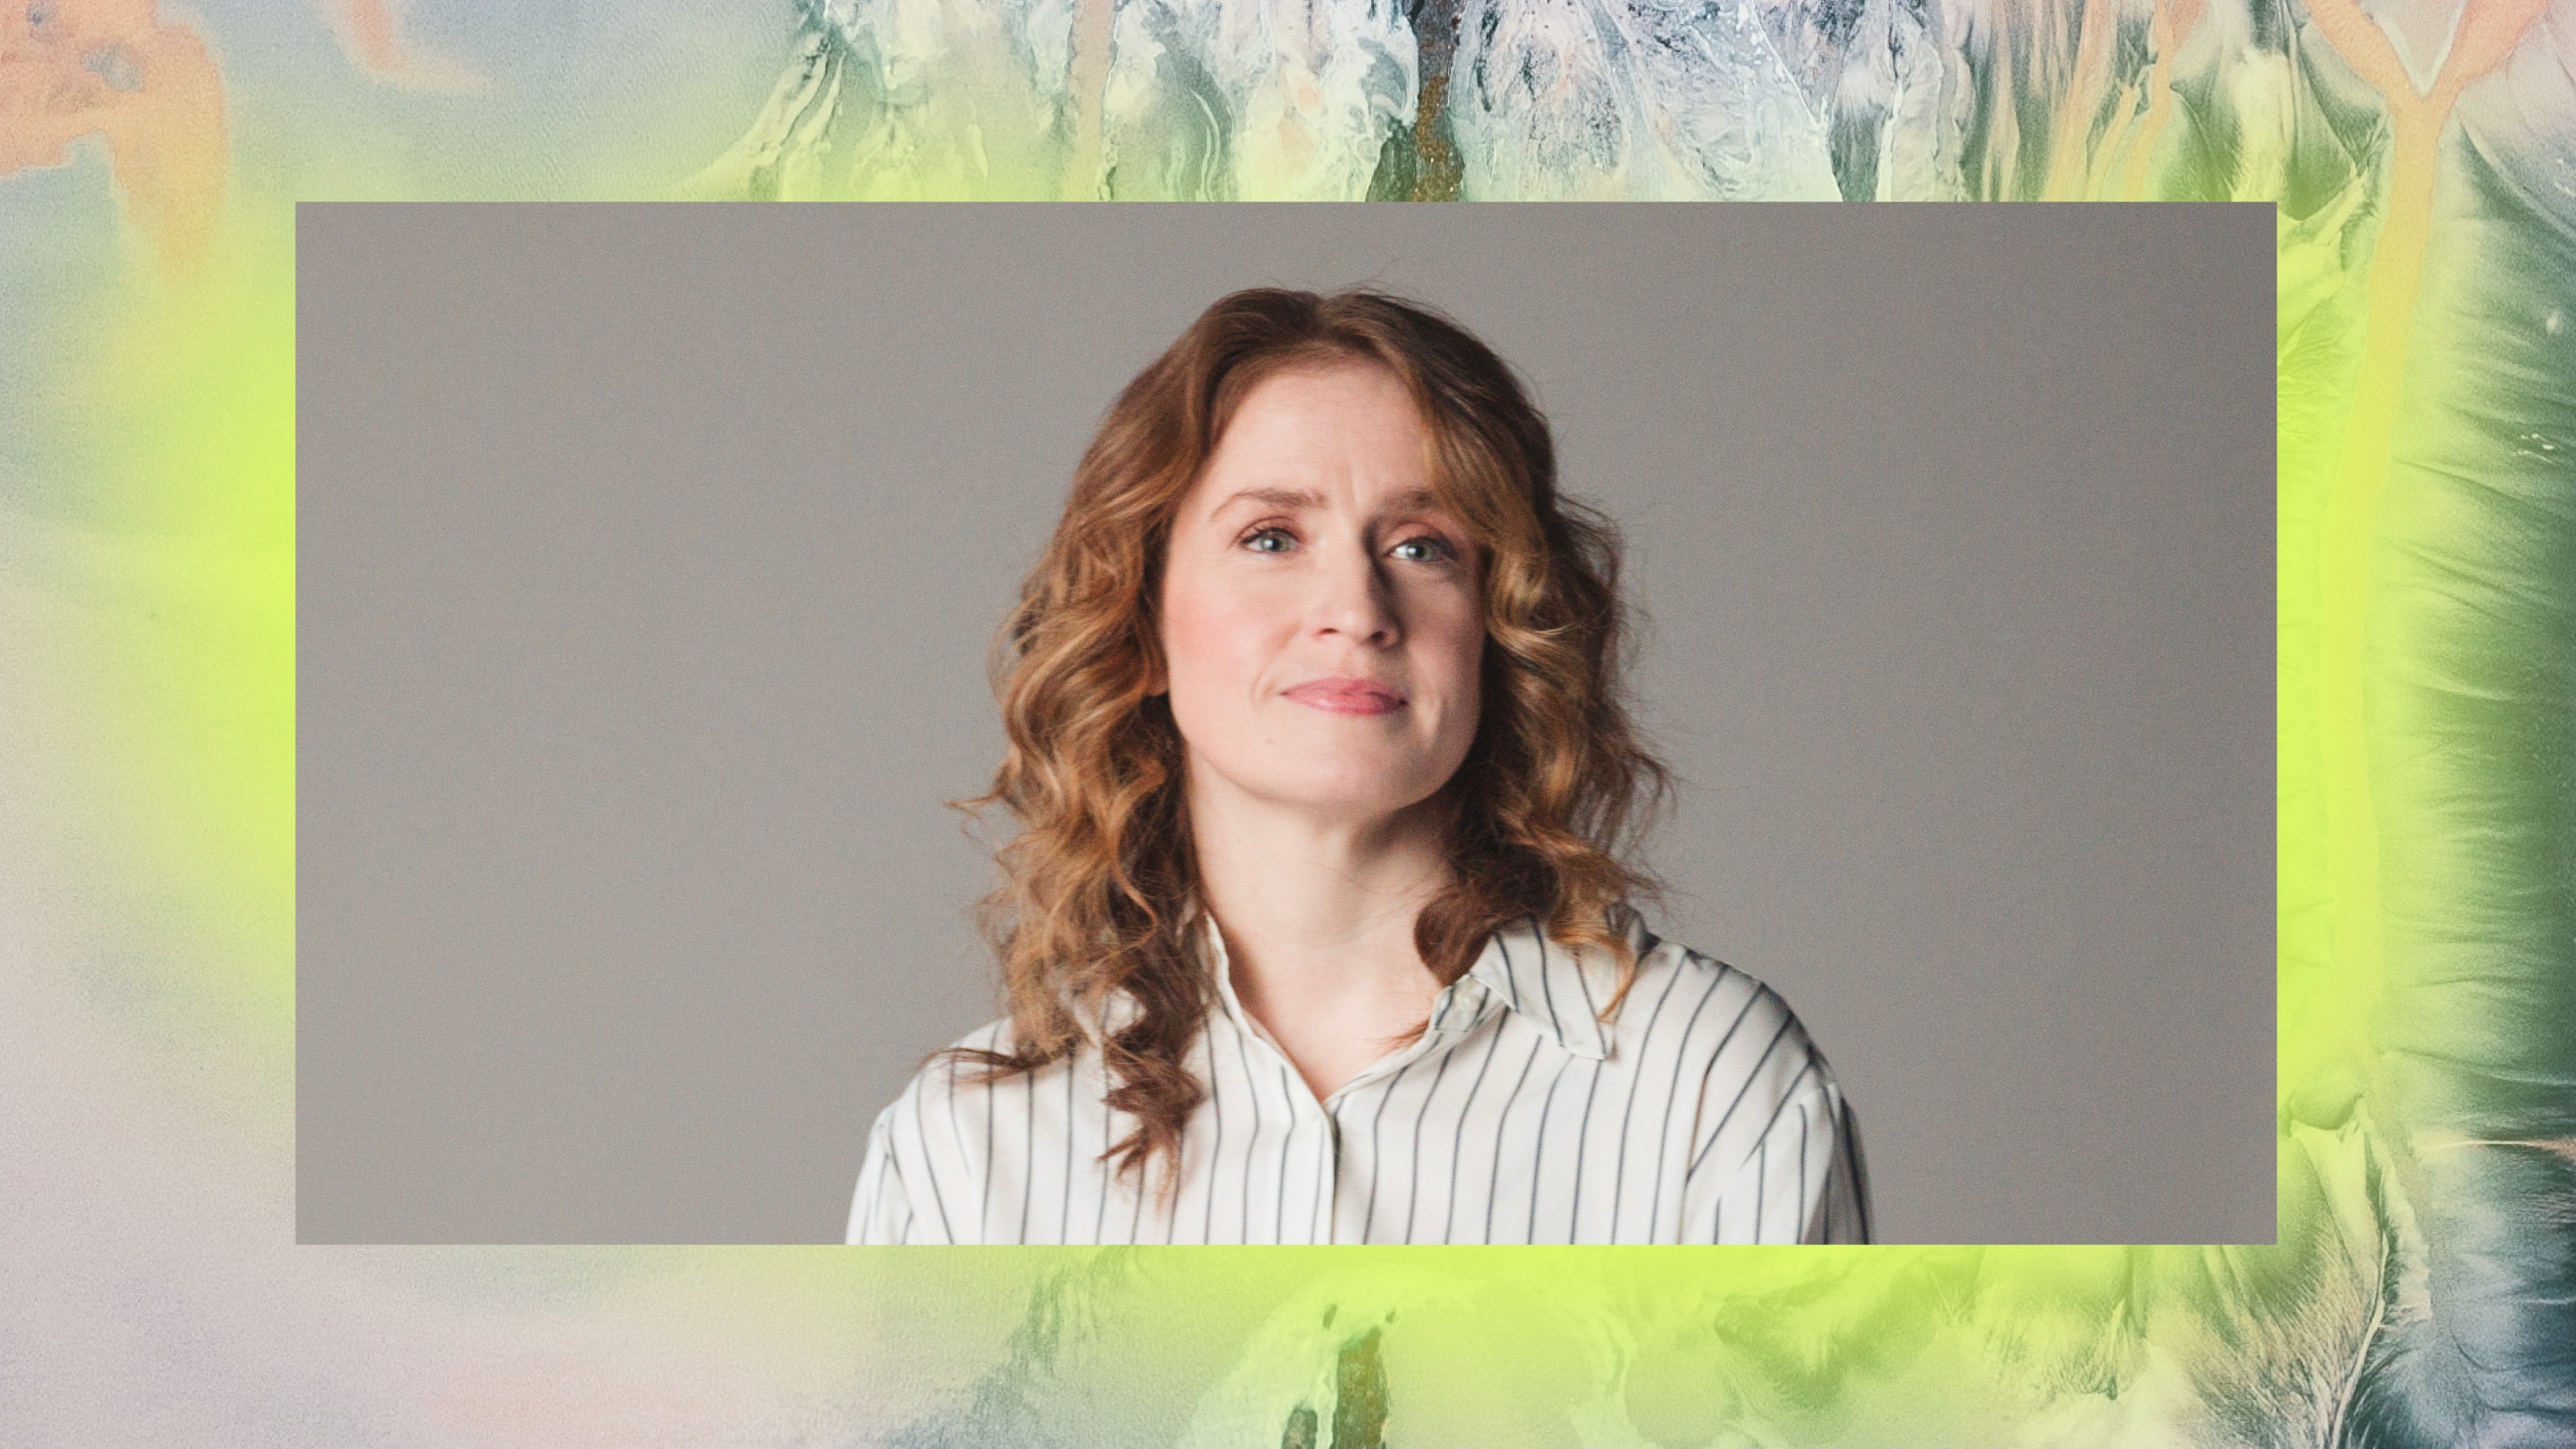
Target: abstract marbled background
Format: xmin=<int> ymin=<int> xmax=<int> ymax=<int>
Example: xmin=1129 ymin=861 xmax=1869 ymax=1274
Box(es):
xmin=4 ymin=0 xmax=2571 ymax=1442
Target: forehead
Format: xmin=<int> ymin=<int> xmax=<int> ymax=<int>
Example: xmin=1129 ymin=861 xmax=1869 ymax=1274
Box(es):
xmin=1229 ymin=357 xmax=1415 ymax=417
xmin=1191 ymin=361 xmax=1434 ymax=504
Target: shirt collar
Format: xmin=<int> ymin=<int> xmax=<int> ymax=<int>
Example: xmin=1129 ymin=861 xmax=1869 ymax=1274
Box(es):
xmin=1458 ymin=913 xmax=1632 ymax=1062
xmin=1189 ymin=905 xmax=1255 ymax=1034
xmin=1178 ymin=901 xmax=1648 ymax=1063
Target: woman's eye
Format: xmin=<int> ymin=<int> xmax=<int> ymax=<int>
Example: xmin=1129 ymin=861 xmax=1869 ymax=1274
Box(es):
xmin=1391 ymin=536 xmax=1454 ymax=564
xmin=1242 ymin=527 xmax=1294 ymax=554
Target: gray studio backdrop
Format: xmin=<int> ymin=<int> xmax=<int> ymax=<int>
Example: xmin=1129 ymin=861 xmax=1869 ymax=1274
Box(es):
xmin=298 ymin=202 xmax=2275 ymax=1245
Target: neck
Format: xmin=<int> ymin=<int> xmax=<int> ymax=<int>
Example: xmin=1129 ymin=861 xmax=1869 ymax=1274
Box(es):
xmin=1184 ymin=771 xmax=1456 ymax=1013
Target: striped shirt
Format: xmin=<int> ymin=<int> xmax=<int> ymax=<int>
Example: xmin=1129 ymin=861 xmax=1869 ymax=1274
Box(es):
xmin=848 ymin=905 xmax=1871 ymax=1244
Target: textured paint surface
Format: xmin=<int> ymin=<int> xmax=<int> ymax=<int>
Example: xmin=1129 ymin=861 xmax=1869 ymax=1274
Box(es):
xmin=4 ymin=0 xmax=2572 ymax=1444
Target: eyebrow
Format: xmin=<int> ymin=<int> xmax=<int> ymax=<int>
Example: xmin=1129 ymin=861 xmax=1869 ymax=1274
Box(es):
xmin=1213 ymin=487 xmax=1445 ymax=515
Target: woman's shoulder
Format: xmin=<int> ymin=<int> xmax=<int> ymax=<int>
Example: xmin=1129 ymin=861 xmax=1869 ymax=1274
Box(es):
xmin=870 ymin=1013 xmax=1082 ymax=1123
xmin=1609 ymin=916 xmax=1859 ymax=1192
xmin=1608 ymin=911 xmax=1837 ymax=1088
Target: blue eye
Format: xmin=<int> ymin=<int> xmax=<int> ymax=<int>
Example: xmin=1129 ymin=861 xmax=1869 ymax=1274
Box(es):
xmin=1392 ymin=536 xmax=1453 ymax=563
xmin=1243 ymin=527 xmax=1294 ymax=554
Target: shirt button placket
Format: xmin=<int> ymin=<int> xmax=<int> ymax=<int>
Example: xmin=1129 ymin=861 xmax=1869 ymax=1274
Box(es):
xmin=1322 ymin=1106 xmax=1343 ymax=1246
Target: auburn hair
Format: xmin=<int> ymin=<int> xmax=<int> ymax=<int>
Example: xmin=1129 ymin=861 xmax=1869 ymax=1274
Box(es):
xmin=939 ymin=285 xmax=1674 ymax=1205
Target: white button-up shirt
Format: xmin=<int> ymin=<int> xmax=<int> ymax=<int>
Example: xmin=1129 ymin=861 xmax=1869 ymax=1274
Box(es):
xmin=849 ymin=906 xmax=1870 ymax=1243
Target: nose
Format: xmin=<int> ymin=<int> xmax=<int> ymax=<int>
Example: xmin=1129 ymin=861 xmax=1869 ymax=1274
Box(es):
xmin=1310 ymin=533 xmax=1402 ymax=647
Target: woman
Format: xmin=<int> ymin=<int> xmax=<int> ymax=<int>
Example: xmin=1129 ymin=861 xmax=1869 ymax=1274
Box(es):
xmin=851 ymin=287 xmax=1869 ymax=1244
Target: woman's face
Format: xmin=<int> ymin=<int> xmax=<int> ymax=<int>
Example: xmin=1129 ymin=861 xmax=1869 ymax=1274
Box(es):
xmin=1157 ymin=360 xmax=1486 ymax=828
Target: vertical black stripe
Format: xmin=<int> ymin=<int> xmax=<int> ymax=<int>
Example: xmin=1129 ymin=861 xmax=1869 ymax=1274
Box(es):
xmin=1229 ymin=1026 xmax=1253 ymax=1245
xmin=1753 ymin=1139 xmax=1767 ymax=1244
xmin=1842 ymin=1095 xmax=1875 ymax=1244
xmin=1842 ymin=1098 xmax=1856 ymax=1243
xmin=1401 ymin=1042 xmax=1459 ymax=1243
xmin=1235 ymin=1020 xmax=1263 ymax=1244
xmin=860 ymin=1128 xmax=900 ymax=1244
xmin=1597 ymin=953 xmax=1679 ymax=1237
xmin=1323 ymin=1107 xmax=1343 ymax=1243
xmin=1440 ymin=1016 xmax=1503 ymax=1243
xmin=1644 ymin=968 xmax=1729 ymax=1244
xmin=943 ymin=1061 xmax=968 ymax=1240
xmin=913 ymin=1083 xmax=954 ymax=1244
xmin=1237 ymin=1012 xmax=1264 ymax=1245
xmin=980 ymin=1058 xmax=996 ymax=1241
xmin=1272 ymin=1057 xmax=1302 ymax=1243
xmin=1796 ymin=1098 xmax=1812 ymax=1243
xmin=1565 ymin=1056 xmax=1607 ymax=1243
xmin=1822 ymin=1115 xmax=1843 ymax=1243
xmin=1093 ymin=1046 xmax=1113 ymax=1245
xmin=1483 ymin=1030 xmax=1545 ymax=1244
xmin=1061 ymin=1053 xmax=1075 ymax=1243
xmin=1357 ymin=1055 xmax=1422 ymax=1244
xmin=1020 ymin=1064 xmax=1036 ymax=1242
xmin=1524 ymin=1042 xmax=1578 ymax=1244
xmin=1202 ymin=1014 xmax=1227 ymax=1244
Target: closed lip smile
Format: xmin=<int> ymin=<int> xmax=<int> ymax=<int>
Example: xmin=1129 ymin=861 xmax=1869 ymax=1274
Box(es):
xmin=1282 ymin=676 xmax=1407 ymax=715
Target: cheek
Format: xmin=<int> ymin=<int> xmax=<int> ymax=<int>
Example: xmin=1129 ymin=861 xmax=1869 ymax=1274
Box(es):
xmin=1427 ymin=605 xmax=1488 ymax=715
xmin=1160 ymin=572 xmax=1269 ymax=698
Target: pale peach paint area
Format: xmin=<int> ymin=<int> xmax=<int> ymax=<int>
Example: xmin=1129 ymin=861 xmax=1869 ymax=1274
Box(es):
xmin=316 ymin=0 xmax=487 ymax=91
xmin=0 ymin=0 xmax=225 ymax=267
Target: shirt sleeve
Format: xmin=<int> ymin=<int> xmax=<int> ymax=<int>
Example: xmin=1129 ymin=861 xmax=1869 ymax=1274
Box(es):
xmin=847 ymin=1106 xmax=918 ymax=1244
xmin=1674 ymin=1021 xmax=1874 ymax=1244
xmin=849 ymin=1045 xmax=1000 ymax=1244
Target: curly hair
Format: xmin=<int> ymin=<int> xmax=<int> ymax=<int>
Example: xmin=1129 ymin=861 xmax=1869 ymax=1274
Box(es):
xmin=940 ymin=285 xmax=1674 ymax=1206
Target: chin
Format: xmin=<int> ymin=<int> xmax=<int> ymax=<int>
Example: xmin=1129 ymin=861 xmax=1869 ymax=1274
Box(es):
xmin=1247 ymin=770 xmax=1453 ymax=820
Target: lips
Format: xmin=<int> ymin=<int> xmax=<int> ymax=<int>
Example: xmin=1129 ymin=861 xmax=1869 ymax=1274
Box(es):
xmin=1282 ymin=677 xmax=1407 ymax=716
